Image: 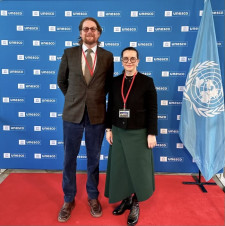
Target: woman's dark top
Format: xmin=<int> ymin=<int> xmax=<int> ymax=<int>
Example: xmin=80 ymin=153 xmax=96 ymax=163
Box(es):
xmin=106 ymin=72 xmax=158 ymax=135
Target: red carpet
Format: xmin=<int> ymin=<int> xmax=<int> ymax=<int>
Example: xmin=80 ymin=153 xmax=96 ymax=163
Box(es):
xmin=0 ymin=173 xmax=224 ymax=226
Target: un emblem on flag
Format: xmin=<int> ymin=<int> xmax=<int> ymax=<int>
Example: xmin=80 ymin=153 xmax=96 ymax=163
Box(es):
xmin=184 ymin=61 xmax=224 ymax=117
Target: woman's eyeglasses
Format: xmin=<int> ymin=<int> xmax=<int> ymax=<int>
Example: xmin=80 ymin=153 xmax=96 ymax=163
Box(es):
xmin=122 ymin=57 xmax=138 ymax=63
xmin=82 ymin=27 xmax=98 ymax=32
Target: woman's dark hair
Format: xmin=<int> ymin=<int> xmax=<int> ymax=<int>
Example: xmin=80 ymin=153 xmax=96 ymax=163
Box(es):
xmin=121 ymin=47 xmax=139 ymax=59
xmin=78 ymin=17 xmax=102 ymax=46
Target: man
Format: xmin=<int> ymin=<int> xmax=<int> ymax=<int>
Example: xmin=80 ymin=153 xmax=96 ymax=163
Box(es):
xmin=57 ymin=17 xmax=114 ymax=222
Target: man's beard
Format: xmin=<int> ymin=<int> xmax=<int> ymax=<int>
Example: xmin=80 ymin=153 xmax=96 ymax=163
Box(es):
xmin=83 ymin=35 xmax=98 ymax=45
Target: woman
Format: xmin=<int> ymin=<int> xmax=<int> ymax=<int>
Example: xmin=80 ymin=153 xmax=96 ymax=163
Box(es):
xmin=104 ymin=47 xmax=158 ymax=226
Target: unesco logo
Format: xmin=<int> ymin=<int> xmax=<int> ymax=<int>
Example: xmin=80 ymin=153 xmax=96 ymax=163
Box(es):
xmin=114 ymin=27 xmax=121 ymax=32
xmin=34 ymin=126 xmax=57 ymax=131
xmin=2 ymin=97 xmax=9 ymax=103
xmin=1 ymin=10 xmax=23 ymax=16
xmin=3 ymin=153 xmax=10 ymax=158
xmin=146 ymin=57 xmax=170 ymax=62
xmin=155 ymin=143 xmax=168 ymax=148
xmin=3 ymin=125 xmax=10 ymax=131
xmin=160 ymin=156 xmax=168 ymax=162
xmin=50 ymin=140 xmax=57 ymax=145
xmin=164 ymin=10 xmax=190 ymax=17
xmin=130 ymin=42 xmax=154 ymax=47
xmin=160 ymin=156 xmax=184 ymax=162
xmin=178 ymin=86 xmax=185 ymax=92
xmin=33 ymin=40 xmax=56 ymax=46
xmin=176 ymin=143 xmax=184 ymax=149
xmin=100 ymin=42 xmax=120 ymax=47
xmin=141 ymin=72 xmax=152 ymax=76
xmin=199 ymin=10 xmax=224 ymax=17
xmin=3 ymin=125 xmax=25 ymax=131
xmin=114 ymin=27 xmax=137 ymax=32
xmin=19 ymin=140 xmax=41 ymax=145
xmin=217 ymin=42 xmax=223 ymax=47
xmin=161 ymin=71 xmax=186 ymax=77
xmin=97 ymin=11 xmax=121 ymax=17
xmin=2 ymin=97 xmax=25 ymax=103
xmin=49 ymin=84 xmax=58 ymax=90
xmin=32 ymin=11 xmax=56 ymax=17
xmin=158 ymin=114 xmax=168 ymax=120
xmin=1 ymin=40 xmax=24 ymax=46
xmin=18 ymin=83 xmax=40 ymax=89
xmin=48 ymin=26 xmax=72 ymax=32
xmin=100 ymin=155 xmax=108 ymax=160
xmin=65 ymin=11 xmax=88 ymax=17
xmin=17 ymin=25 xmax=40 ymax=31
xmin=50 ymin=140 xmax=64 ymax=146
xmin=34 ymin=98 xmax=57 ymax=103
xmin=65 ymin=41 xmax=79 ymax=47
xmin=179 ymin=56 xmax=192 ymax=62
xmin=147 ymin=26 xmax=172 ymax=32
xmin=77 ymin=155 xmax=87 ymax=159
xmin=130 ymin=11 xmax=155 ymax=17
xmin=17 ymin=55 xmax=40 ymax=61
xmin=34 ymin=154 xmax=57 ymax=159
xmin=161 ymin=100 xmax=168 ymax=106
xmin=168 ymin=101 xmax=182 ymax=106
xmin=18 ymin=112 xmax=41 ymax=117
xmin=160 ymin=128 xmax=179 ymax=134
xmin=114 ymin=57 xmax=120 ymax=62
xmin=2 ymin=69 xmax=24 ymax=75
xmin=33 ymin=69 xmax=56 ymax=75
xmin=161 ymin=100 xmax=182 ymax=106
xmin=163 ymin=41 xmax=188 ymax=47
xmin=160 ymin=129 xmax=168 ymax=134
xmin=156 ymin=86 xmax=169 ymax=92
xmin=1 ymin=10 xmax=8 ymax=16
xmin=34 ymin=154 xmax=42 ymax=159
xmin=49 ymin=55 xmax=62 ymax=61
xmin=181 ymin=26 xmax=199 ymax=32
xmin=50 ymin=112 xmax=62 ymax=118
xmin=3 ymin=153 xmax=26 ymax=159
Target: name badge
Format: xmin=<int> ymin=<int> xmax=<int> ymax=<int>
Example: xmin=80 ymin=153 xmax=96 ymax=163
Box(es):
xmin=119 ymin=109 xmax=130 ymax=118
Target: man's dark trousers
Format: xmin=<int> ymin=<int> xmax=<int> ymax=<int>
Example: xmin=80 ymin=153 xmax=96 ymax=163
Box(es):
xmin=62 ymin=109 xmax=105 ymax=203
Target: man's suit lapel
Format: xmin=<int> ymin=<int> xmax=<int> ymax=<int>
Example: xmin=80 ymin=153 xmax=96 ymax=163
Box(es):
xmin=74 ymin=46 xmax=87 ymax=85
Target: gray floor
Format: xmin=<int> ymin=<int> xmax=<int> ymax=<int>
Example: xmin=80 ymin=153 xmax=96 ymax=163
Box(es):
xmin=0 ymin=169 xmax=224 ymax=193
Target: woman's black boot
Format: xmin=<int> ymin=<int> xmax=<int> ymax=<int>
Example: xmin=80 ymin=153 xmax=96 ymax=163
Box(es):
xmin=127 ymin=195 xmax=139 ymax=225
xmin=113 ymin=196 xmax=132 ymax=215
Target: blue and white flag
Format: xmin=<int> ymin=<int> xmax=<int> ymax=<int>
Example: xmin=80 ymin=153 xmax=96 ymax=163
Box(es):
xmin=179 ymin=0 xmax=225 ymax=181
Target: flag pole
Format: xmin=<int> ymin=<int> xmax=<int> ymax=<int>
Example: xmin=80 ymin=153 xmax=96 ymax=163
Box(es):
xmin=182 ymin=170 xmax=216 ymax=193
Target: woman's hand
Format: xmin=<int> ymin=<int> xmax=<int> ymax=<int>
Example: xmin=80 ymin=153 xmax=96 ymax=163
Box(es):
xmin=106 ymin=130 xmax=113 ymax=145
xmin=147 ymin=135 xmax=157 ymax=149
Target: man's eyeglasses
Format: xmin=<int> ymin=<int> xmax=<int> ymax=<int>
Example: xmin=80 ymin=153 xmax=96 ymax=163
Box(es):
xmin=82 ymin=27 xmax=98 ymax=32
xmin=122 ymin=57 xmax=138 ymax=63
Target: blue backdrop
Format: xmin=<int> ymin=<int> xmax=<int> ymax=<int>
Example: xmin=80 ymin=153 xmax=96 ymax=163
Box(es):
xmin=0 ymin=0 xmax=224 ymax=173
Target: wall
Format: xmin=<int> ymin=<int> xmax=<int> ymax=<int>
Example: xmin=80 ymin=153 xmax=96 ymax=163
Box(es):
xmin=0 ymin=0 xmax=224 ymax=172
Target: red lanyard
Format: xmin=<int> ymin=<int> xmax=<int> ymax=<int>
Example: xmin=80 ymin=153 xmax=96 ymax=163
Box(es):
xmin=82 ymin=49 xmax=97 ymax=76
xmin=121 ymin=72 xmax=137 ymax=109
